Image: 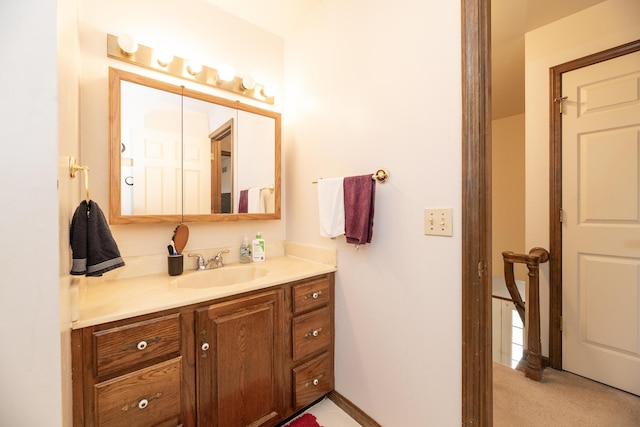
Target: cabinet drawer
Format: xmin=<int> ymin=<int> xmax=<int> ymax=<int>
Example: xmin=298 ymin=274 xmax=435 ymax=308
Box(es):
xmin=292 ymin=306 xmax=331 ymax=361
xmin=293 ymin=352 xmax=332 ymax=410
xmin=293 ymin=277 xmax=331 ymax=314
xmin=94 ymin=357 xmax=182 ymax=427
xmin=94 ymin=313 xmax=181 ymax=377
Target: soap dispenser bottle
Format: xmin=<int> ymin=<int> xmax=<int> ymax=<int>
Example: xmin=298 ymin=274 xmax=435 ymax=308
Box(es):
xmin=252 ymin=232 xmax=265 ymax=262
xmin=240 ymin=235 xmax=251 ymax=263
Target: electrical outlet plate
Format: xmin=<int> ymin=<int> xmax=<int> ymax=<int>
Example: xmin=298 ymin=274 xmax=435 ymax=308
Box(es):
xmin=424 ymin=208 xmax=453 ymax=236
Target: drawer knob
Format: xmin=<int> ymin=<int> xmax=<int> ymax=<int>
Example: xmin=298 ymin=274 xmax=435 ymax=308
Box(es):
xmin=312 ymin=378 xmax=319 ymax=386
xmin=201 ymin=342 xmax=210 ymax=351
xmin=136 ymin=341 xmax=148 ymax=351
xmin=138 ymin=399 xmax=149 ymax=409
xmin=305 ymin=291 xmax=323 ymax=300
xmin=305 ymin=328 xmax=322 ymax=338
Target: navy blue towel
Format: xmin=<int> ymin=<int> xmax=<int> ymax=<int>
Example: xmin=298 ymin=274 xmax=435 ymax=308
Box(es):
xmin=70 ymin=201 xmax=124 ymax=276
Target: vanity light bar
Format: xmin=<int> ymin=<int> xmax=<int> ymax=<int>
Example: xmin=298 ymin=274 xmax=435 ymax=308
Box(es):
xmin=106 ymin=34 xmax=274 ymax=105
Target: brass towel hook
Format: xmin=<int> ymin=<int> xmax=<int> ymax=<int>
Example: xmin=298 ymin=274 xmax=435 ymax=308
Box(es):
xmin=69 ymin=156 xmax=90 ymax=203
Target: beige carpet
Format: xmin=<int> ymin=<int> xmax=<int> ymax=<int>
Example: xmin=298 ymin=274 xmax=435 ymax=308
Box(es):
xmin=493 ymin=362 xmax=640 ymax=426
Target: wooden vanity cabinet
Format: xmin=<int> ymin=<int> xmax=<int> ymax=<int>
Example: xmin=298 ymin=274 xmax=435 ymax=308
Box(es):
xmin=71 ymin=272 xmax=334 ymax=427
xmin=71 ymin=311 xmax=195 ymax=427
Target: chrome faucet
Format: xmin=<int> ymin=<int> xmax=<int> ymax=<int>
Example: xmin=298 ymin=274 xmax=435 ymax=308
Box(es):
xmin=188 ymin=250 xmax=230 ymax=270
xmin=188 ymin=253 xmax=207 ymax=270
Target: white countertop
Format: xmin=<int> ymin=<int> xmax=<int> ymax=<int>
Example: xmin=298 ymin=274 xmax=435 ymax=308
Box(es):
xmin=71 ymin=256 xmax=336 ymax=329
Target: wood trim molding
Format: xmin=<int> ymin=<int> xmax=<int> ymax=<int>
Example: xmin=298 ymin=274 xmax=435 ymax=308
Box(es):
xmin=327 ymin=391 xmax=382 ymax=427
xmin=548 ymin=38 xmax=640 ymax=370
xmin=461 ymin=0 xmax=492 ymax=425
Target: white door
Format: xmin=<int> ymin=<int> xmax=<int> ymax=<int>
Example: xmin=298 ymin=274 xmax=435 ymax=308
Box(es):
xmin=182 ymin=133 xmax=211 ymax=214
xmin=132 ymin=128 xmax=181 ymax=215
xmin=562 ymin=50 xmax=640 ymax=395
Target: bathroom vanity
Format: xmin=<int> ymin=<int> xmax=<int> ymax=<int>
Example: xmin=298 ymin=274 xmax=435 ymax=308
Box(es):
xmin=71 ymin=257 xmax=335 ymax=426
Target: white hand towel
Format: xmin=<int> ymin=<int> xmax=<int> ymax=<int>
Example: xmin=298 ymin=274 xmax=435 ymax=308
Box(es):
xmin=317 ymin=177 xmax=345 ymax=238
xmin=260 ymin=188 xmax=275 ymax=213
xmin=247 ymin=187 xmax=261 ymax=213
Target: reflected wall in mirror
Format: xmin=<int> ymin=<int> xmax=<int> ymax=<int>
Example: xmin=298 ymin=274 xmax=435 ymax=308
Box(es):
xmin=109 ymin=68 xmax=281 ymax=224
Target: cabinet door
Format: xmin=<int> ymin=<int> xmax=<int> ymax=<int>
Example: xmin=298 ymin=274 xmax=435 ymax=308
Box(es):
xmin=195 ymin=290 xmax=285 ymax=427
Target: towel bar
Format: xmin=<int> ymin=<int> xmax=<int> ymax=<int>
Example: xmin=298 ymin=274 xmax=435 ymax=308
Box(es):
xmin=312 ymin=168 xmax=389 ymax=184
xmin=69 ymin=156 xmax=90 ymax=203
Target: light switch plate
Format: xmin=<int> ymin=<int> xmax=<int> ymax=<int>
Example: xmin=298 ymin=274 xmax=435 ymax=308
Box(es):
xmin=424 ymin=208 xmax=453 ymax=236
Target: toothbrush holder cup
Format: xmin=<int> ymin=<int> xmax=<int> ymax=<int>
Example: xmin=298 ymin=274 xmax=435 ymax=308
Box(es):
xmin=167 ymin=254 xmax=184 ymax=276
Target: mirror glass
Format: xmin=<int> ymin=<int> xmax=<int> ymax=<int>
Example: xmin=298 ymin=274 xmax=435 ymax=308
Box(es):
xmin=109 ymin=68 xmax=281 ymax=224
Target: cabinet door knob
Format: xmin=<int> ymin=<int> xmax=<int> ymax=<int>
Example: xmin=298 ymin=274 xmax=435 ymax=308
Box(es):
xmin=312 ymin=378 xmax=319 ymax=386
xmin=136 ymin=341 xmax=148 ymax=351
xmin=138 ymin=399 xmax=149 ymax=409
xmin=201 ymin=342 xmax=210 ymax=351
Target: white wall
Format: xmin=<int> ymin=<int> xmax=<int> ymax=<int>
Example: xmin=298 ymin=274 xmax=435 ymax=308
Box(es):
xmin=284 ymin=1 xmax=462 ymax=425
xmin=525 ymin=0 xmax=640 ymax=357
xmin=57 ymin=0 xmax=81 ymax=423
xmin=77 ymin=0 xmax=286 ymax=259
xmin=493 ymin=114 xmax=526 ymax=281
xmin=0 ymin=1 xmax=63 ymax=425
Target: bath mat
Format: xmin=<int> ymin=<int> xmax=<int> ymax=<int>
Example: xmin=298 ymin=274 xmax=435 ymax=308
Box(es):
xmin=283 ymin=413 xmax=321 ymax=427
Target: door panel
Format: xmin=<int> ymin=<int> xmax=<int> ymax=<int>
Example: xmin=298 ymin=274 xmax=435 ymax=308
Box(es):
xmin=562 ymin=49 xmax=640 ymax=395
xmin=580 ymin=255 xmax=639 ymax=354
xmin=580 ymin=129 xmax=638 ymax=222
xmin=195 ymin=290 xmax=285 ymax=427
xmin=182 ymin=134 xmax=211 ymax=215
xmin=132 ymin=128 xmax=181 ymax=215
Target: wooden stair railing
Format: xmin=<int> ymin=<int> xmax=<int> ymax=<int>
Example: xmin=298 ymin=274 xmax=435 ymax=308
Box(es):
xmin=502 ymin=247 xmax=550 ymax=381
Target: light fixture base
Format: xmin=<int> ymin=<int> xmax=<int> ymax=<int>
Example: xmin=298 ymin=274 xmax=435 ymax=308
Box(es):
xmin=106 ymin=34 xmax=274 ymax=105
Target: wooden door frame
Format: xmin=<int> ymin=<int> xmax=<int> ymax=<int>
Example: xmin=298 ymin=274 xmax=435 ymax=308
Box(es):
xmin=548 ymin=39 xmax=640 ymax=369
xmin=461 ymin=0 xmax=492 ymax=425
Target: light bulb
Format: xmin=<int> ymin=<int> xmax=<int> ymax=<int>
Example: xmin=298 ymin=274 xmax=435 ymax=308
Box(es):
xmin=117 ymin=34 xmax=138 ymax=55
xmin=156 ymin=48 xmax=174 ymax=67
xmin=261 ymin=84 xmax=276 ymax=98
xmin=217 ymin=64 xmax=235 ymax=82
xmin=241 ymin=75 xmax=256 ymax=90
xmin=187 ymin=60 xmax=203 ymax=75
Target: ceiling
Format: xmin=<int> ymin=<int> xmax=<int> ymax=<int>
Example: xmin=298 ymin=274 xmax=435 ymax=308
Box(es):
xmin=204 ymin=0 xmax=606 ymax=118
xmin=203 ymin=0 xmax=322 ymax=38
xmin=491 ymin=0 xmax=605 ymax=119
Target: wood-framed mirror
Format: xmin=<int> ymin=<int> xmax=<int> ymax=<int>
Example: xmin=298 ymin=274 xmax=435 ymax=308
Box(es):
xmin=109 ymin=67 xmax=281 ymax=224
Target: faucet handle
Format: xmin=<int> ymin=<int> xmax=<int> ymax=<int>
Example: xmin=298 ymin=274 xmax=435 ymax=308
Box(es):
xmin=188 ymin=253 xmax=206 ymax=270
xmin=212 ymin=249 xmax=230 ymax=267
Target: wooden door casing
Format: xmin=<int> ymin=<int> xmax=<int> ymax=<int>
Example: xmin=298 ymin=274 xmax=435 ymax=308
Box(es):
xmin=549 ymin=39 xmax=640 ymax=371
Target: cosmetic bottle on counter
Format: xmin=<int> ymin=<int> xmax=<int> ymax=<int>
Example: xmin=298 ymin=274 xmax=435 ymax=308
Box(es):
xmin=252 ymin=233 xmax=265 ymax=262
xmin=240 ymin=235 xmax=251 ymax=263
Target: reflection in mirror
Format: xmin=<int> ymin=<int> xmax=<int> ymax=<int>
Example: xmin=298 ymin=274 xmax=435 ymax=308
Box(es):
xmin=109 ymin=68 xmax=281 ymax=224
xmin=181 ymin=96 xmax=238 ymax=215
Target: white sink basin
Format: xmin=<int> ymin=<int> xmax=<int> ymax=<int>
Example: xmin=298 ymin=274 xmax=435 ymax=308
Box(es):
xmin=173 ymin=265 xmax=268 ymax=289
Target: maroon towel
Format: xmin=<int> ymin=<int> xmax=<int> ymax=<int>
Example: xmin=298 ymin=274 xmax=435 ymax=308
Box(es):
xmin=343 ymin=174 xmax=376 ymax=245
xmin=238 ymin=189 xmax=248 ymax=213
